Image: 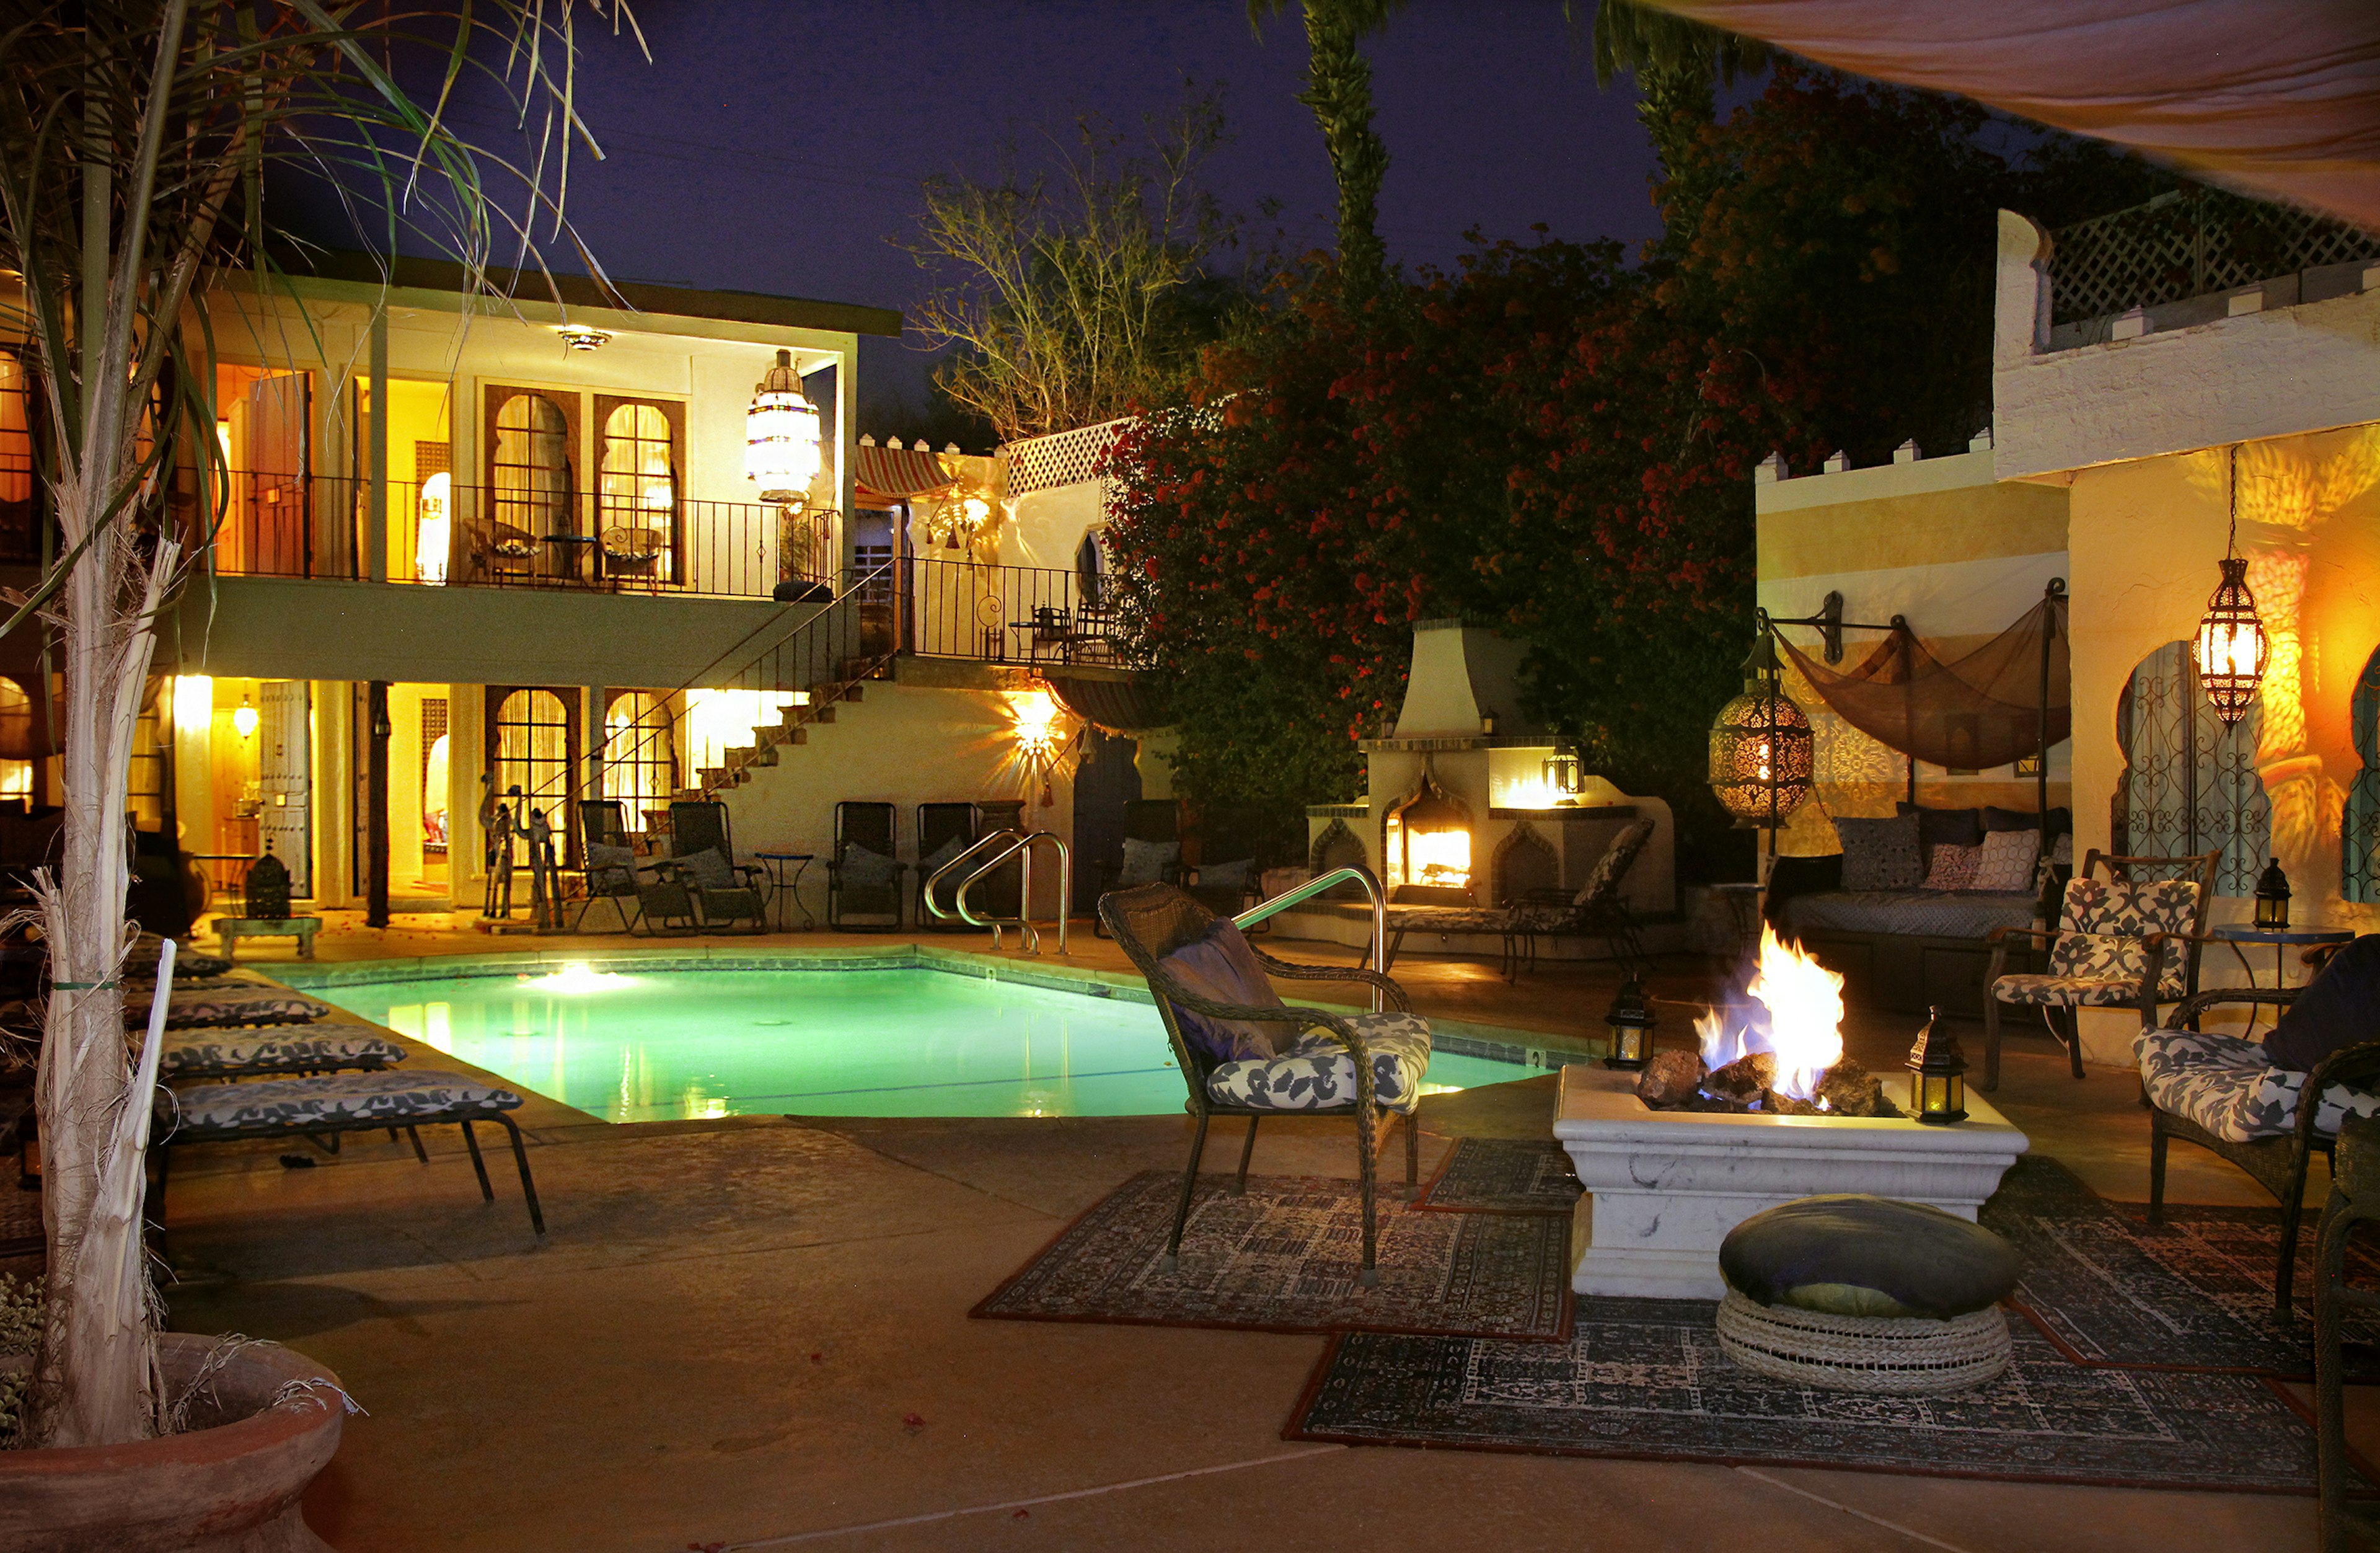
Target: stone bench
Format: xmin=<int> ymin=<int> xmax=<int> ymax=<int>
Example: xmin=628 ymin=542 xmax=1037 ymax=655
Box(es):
xmin=215 ymin=916 xmax=322 ymax=962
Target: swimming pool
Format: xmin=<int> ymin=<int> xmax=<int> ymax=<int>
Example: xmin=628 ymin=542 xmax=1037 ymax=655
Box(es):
xmin=304 ymin=960 xmax=1538 ymax=1123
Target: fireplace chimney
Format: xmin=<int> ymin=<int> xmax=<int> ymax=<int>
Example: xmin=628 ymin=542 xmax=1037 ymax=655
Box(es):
xmin=1394 ymin=621 xmax=1545 ymax=739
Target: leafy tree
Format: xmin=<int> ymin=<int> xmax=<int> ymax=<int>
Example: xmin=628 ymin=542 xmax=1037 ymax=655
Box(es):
xmin=907 ymin=91 xmax=1244 ymax=445
xmin=0 ymin=0 xmax=630 ymax=1448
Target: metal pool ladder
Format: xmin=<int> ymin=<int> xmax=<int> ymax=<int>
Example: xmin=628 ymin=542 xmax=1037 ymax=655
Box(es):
xmin=923 ymin=828 xmax=1072 ymax=954
xmin=1232 ymin=865 xmax=1388 ymax=1012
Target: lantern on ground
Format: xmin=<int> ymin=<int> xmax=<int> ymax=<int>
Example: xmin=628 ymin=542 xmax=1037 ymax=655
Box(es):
xmin=1603 ymin=978 xmax=1656 ymax=1071
xmin=2195 ymin=447 xmax=2267 ymax=727
xmin=745 ymin=349 xmax=822 ymax=502
xmin=1708 ymin=631 xmax=1814 ymax=829
xmin=2255 ymin=856 xmax=2293 ymax=931
xmin=1905 ymin=1006 xmax=1969 ymax=1125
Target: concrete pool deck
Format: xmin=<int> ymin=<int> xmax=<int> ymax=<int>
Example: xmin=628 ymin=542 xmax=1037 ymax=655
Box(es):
xmin=100 ymin=910 xmax=2368 ymax=1550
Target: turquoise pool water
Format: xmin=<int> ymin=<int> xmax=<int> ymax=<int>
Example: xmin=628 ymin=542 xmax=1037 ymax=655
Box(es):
xmin=316 ymin=964 xmax=1532 ymax=1123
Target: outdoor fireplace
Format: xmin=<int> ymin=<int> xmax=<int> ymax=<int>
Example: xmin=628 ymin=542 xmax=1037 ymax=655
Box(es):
xmin=1383 ymin=766 xmax=1473 ymax=903
xmin=1554 ymin=930 xmax=2028 ymax=1299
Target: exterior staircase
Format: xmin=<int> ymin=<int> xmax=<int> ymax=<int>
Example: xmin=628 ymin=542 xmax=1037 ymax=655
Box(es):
xmin=676 ymin=653 xmax=893 ymax=802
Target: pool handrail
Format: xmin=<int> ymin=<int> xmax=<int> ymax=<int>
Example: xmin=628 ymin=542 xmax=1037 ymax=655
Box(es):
xmin=922 ymin=828 xmax=1025 ymax=924
xmin=1233 ymin=866 xmax=1387 ymax=1012
xmin=952 ymin=830 xmax=1070 ymax=955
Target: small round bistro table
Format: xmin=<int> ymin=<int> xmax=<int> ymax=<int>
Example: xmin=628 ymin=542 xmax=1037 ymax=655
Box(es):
xmin=754 ymin=852 xmax=817 ymax=932
xmin=2207 ymin=923 xmax=2356 ymax=1036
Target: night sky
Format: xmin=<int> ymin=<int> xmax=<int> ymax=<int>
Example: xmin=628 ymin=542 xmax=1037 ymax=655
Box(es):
xmin=422 ymin=0 xmax=1669 ymax=436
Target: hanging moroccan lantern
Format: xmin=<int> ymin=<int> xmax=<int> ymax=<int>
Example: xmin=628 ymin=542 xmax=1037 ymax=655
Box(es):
xmin=744 ymin=348 xmax=822 ymax=502
xmin=1708 ymin=631 xmax=1814 ymax=829
xmin=2195 ymin=446 xmax=2267 ymax=727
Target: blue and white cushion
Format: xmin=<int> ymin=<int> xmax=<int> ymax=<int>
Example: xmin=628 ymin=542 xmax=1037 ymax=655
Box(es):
xmin=1204 ymin=1012 xmax=1432 ymax=1113
xmin=2137 ymin=1025 xmax=2380 ymax=1143
xmin=139 ymin=987 xmax=332 ymax=1029
xmin=161 ymin=1069 xmax=522 ymax=1131
xmin=156 ymin=1022 xmax=408 ymax=1078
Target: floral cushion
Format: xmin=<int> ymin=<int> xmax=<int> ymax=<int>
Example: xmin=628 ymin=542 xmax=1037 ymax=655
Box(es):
xmin=136 ymin=988 xmax=332 ymax=1030
xmin=1992 ymin=971 xmax=2152 ymax=1007
xmin=2136 ymin=1025 xmax=2380 ymax=1143
xmin=1204 ymin=1012 xmax=1432 ymax=1113
xmin=1921 ymin=843 xmax=1981 ymax=892
xmin=2047 ymin=877 xmax=2200 ymax=999
xmin=161 ymin=1069 xmax=522 ymax=1133
xmin=1572 ymin=819 xmax=1655 ymax=906
xmin=1972 ymin=828 xmax=2041 ymax=892
xmin=155 ymin=1022 xmax=408 ymax=1078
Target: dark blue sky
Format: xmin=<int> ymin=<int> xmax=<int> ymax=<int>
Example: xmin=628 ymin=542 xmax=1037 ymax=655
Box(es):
xmin=443 ymin=1 xmax=1667 ymax=431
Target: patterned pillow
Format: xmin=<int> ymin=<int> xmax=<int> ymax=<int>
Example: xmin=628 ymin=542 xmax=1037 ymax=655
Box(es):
xmin=1921 ymin=843 xmax=1981 ymax=892
xmin=144 ymin=989 xmax=330 ymax=1030
xmin=1972 ymin=828 xmax=2040 ymax=893
xmin=1193 ymin=858 xmax=1254 ymax=892
xmin=1835 ymin=813 xmax=1924 ymax=892
xmin=1158 ymin=919 xmax=1285 ymax=1063
xmin=1119 ymin=837 xmax=1179 ymax=887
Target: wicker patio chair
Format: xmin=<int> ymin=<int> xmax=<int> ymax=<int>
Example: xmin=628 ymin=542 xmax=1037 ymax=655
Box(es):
xmin=1100 ymin=882 xmax=1428 ymax=1287
xmin=1981 ymin=848 xmax=2216 ymax=1089
xmin=2315 ymin=1118 xmax=2380 ymax=1552
xmin=2143 ymin=985 xmax=2380 ymax=1316
xmin=827 ymin=801 xmax=907 ymax=930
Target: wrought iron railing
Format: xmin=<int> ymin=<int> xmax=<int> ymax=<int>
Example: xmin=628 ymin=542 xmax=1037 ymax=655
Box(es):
xmin=2050 ymin=187 xmax=2380 ymax=327
xmin=192 ymin=472 xmax=835 ymax=600
xmin=908 ymin=557 xmax=1120 ymax=666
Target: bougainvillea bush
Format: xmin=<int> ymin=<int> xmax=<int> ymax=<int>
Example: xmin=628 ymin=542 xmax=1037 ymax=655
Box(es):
xmin=1103 ymin=63 xmax=2167 ymax=879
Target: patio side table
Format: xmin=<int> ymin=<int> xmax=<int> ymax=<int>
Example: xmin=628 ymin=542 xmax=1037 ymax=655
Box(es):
xmin=755 ymin=852 xmax=816 ymax=931
xmin=2207 ymin=922 xmax=2355 ymax=1037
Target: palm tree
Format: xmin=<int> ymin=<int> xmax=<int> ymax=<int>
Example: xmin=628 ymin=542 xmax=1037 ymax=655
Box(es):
xmin=0 ymin=0 xmax=637 ymax=1449
xmin=1590 ymin=0 xmax=1770 ymax=252
xmin=1250 ymin=0 xmax=1405 ymax=298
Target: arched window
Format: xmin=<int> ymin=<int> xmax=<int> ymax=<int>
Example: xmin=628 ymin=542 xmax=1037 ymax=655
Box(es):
xmin=0 ymin=675 xmax=32 ymax=804
xmin=1075 ymin=529 xmax=1106 ymax=609
xmin=597 ymin=399 xmax=679 ymax=582
xmin=2345 ymin=645 xmax=2380 ymax=902
xmin=2114 ymin=640 xmax=2268 ymax=895
xmin=490 ymin=391 xmax=571 ymax=542
xmin=0 ymin=348 xmax=31 ymax=505
xmin=602 ymin=691 xmax=677 ymax=831
xmin=490 ymin=688 xmax=573 ymax=825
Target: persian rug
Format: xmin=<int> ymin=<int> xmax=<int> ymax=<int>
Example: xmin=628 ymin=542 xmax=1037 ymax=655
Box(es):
xmin=1411 ymin=1137 xmax=1582 ymax=1215
xmin=1288 ymin=1298 xmax=2364 ymax=1493
xmin=1983 ymin=1154 xmax=2380 ymax=1379
xmin=974 ymin=1172 xmax=1571 ymax=1340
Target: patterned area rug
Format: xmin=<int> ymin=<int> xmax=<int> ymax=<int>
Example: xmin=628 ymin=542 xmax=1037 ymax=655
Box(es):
xmin=1411 ymin=1137 xmax=1582 ymax=1215
xmin=1984 ymin=1154 xmax=2380 ymax=1378
xmin=1288 ymin=1299 xmax=2358 ymax=1493
xmin=974 ymin=1172 xmax=1571 ymax=1340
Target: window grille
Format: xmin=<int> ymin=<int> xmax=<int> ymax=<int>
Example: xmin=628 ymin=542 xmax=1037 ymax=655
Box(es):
xmin=2114 ymin=640 xmax=2268 ymax=895
xmin=490 ymin=392 xmax=572 ymax=539
xmin=2050 ymin=188 xmax=2380 ymax=327
xmin=421 ymin=697 xmax=449 ymax=856
xmin=490 ymin=688 xmax=574 ymax=823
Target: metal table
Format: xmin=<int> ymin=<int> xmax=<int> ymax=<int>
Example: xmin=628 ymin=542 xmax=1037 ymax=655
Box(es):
xmin=2208 ymin=922 xmax=2356 ymax=1035
xmin=754 ymin=852 xmax=816 ymax=931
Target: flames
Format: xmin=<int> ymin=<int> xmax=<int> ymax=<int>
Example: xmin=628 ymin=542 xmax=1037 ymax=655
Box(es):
xmin=1696 ymin=924 xmax=1846 ymax=1102
xmin=1407 ymin=826 xmax=1472 ymax=889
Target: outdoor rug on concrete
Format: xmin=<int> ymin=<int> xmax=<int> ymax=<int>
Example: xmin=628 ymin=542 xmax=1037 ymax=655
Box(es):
xmin=1983 ymin=1154 xmax=2380 ymax=1379
xmin=1411 ymin=1137 xmax=1581 ymax=1215
xmin=973 ymin=1172 xmax=1571 ymax=1340
xmin=1287 ymin=1298 xmax=2364 ymax=1493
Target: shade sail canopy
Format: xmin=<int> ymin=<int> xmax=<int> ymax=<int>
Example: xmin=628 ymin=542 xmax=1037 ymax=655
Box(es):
xmin=853 ymin=444 xmax=956 ymax=508
xmin=1645 ymin=1 xmax=2380 ymax=232
xmin=1774 ymin=594 xmax=2068 ymax=771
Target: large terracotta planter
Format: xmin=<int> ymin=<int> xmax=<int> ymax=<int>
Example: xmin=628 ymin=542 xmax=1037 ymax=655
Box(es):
xmin=1 ymin=1330 xmax=344 ymax=1553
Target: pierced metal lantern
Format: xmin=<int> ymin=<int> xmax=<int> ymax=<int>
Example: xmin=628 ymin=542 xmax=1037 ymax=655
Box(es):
xmin=2254 ymin=856 xmax=2292 ymax=931
xmin=1906 ymin=1006 xmax=1969 ymax=1125
xmin=244 ymin=843 xmax=292 ymax=922
xmin=1542 ymin=743 xmax=1584 ymax=796
xmin=2195 ymin=556 xmax=2268 ymax=727
xmin=1604 ymin=978 xmax=1656 ymax=1071
xmin=1708 ymin=633 xmax=1814 ymax=829
xmin=745 ymin=348 xmax=822 ymax=502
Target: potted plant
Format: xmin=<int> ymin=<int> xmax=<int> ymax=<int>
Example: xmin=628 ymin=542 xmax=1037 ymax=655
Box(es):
xmin=0 ymin=4 xmax=624 ymax=1541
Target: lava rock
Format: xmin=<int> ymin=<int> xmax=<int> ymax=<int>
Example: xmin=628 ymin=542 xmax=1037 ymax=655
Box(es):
xmin=1816 ymin=1060 xmax=1890 ymax=1118
xmin=1705 ymin=1051 xmax=1776 ymax=1105
xmin=1636 ymin=1050 xmax=1706 ymax=1108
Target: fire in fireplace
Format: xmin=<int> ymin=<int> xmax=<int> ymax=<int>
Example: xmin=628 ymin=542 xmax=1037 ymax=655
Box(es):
xmin=1383 ymin=766 xmax=1473 ymax=902
xmin=1637 ymin=927 xmax=1898 ymax=1117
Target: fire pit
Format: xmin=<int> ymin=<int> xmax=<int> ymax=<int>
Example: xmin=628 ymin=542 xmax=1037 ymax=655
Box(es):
xmin=1553 ymin=929 xmax=2028 ymax=1299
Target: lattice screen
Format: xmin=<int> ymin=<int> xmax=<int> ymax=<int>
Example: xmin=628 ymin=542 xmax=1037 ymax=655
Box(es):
xmin=1003 ymin=416 xmax=1134 ymax=497
xmin=2051 ymin=189 xmax=2380 ymax=327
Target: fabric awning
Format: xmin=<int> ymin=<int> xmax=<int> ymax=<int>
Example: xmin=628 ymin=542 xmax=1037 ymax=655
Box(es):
xmin=853 ymin=443 xmax=956 ymax=508
xmin=1043 ymin=671 xmax=1170 ymax=735
xmin=1644 ymin=1 xmax=2380 ymax=232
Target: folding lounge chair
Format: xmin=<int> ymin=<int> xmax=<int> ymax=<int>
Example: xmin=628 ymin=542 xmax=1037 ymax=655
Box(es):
xmin=916 ymin=802 xmax=981 ymax=931
xmin=1092 ymin=799 xmax=1182 ymax=938
xmin=663 ymin=799 xmax=769 ymax=932
xmin=828 ymin=801 xmax=907 ymax=930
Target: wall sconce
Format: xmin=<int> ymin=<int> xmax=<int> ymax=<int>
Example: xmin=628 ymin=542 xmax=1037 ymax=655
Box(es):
xmin=556 ymin=325 xmax=612 ymax=352
xmin=233 ymin=695 xmax=259 ymax=740
xmin=1010 ymin=687 xmax=1069 ymax=807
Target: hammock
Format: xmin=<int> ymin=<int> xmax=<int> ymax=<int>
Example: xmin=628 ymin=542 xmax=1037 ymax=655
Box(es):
xmin=1774 ymin=594 xmax=2068 ymax=772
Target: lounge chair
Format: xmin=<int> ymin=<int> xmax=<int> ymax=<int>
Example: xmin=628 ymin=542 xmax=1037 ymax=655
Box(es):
xmin=827 ymin=801 xmax=906 ymax=930
xmin=916 ymin=802 xmax=982 ymax=930
xmin=1101 ymin=882 xmax=1431 ymax=1287
xmin=1092 ymin=799 xmax=1182 ymax=938
xmin=663 ymin=799 xmax=769 ymax=932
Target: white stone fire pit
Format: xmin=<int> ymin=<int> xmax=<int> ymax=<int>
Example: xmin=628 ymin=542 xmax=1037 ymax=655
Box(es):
xmin=1553 ymin=1063 xmax=2029 ymax=1300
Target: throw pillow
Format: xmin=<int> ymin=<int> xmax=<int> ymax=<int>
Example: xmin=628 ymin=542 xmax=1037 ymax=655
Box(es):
xmin=1158 ymin=919 xmax=1286 ymax=1063
xmin=1921 ymin=843 xmax=1981 ymax=892
xmin=1119 ymin=836 xmax=1179 ymax=887
xmin=918 ymin=834 xmax=966 ymax=878
xmin=2265 ymin=934 xmax=2380 ymax=1072
xmin=674 ymin=848 xmax=736 ymax=890
xmin=1895 ymin=802 xmax=1984 ymax=852
xmin=1194 ymin=857 xmax=1254 ymax=892
xmin=1985 ymin=805 xmax=2073 ymax=840
xmin=837 ymin=844 xmax=900 ymax=889
xmin=1835 ymin=813 xmax=1925 ymax=892
xmin=1972 ymin=828 xmax=2040 ymax=892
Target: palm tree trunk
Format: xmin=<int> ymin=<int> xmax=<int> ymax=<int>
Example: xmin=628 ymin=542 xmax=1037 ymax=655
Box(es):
xmin=1299 ymin=0 xmax=1391 ymax=298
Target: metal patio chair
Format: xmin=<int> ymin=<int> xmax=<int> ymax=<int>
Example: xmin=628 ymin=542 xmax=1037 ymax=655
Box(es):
xmin=661 ymin=800 xmax=769 ymax=932
xmin=827 ymin=800 xmax=906 ymax=930
xmin=1100 ymin=882 xmax=1427 ymax=1288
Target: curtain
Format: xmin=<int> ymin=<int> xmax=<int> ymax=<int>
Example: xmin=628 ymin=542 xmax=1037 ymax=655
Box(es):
xmin=1774 ymin=595 xmax=2068 ymax=771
